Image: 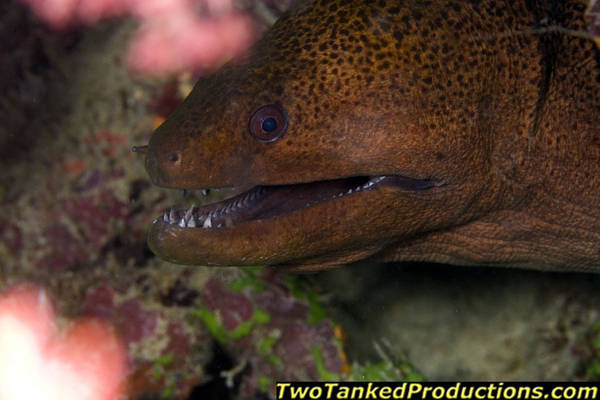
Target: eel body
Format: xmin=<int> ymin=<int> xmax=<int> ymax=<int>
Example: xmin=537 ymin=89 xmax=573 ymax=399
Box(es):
xmin=145 ymin=0 xmax=600 ymax=271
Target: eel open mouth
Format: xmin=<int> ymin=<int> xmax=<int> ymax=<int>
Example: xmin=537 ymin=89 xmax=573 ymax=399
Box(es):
xmin=154 ymin=175 xmax=439 ymax=230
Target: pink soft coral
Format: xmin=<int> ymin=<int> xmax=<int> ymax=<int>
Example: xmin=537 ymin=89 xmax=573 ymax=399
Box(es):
xmin=19 ymin=0 xmax=256 ymax=75
xmin=0 ymin=285 xmax=127 ymax=400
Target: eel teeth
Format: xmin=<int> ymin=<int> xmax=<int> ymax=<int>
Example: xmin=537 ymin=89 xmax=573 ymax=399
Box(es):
xmin=184 ymin=205 xmax=194 ymax=222
xmin=162 ymin=176 xmax=389 ymax=229
xmin=369 ymin=176 xmax=386 ymax=185
xmin=242 ymin=192 xmax=252 ymax=205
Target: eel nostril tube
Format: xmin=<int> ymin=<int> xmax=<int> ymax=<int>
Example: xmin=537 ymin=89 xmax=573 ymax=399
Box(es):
xmin=131 ymin=145 xmax=148 ymax=154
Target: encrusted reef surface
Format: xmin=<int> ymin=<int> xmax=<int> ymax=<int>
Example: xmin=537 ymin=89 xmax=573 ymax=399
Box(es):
xmin=318 ymin=263 xmax=600 ymax=381
xmin=0 ymin=2 xmax=354 ymax=398
xmin=0 ymin=1 xmax=412 ymax=398
xmin=1 ymin=0 xmax=600 ymax=399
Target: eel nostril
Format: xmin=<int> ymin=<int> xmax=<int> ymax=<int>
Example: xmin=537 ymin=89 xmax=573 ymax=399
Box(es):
xmin=131 ymin=145 xmax=148 ymax=154
xmin=167 ymin=153 xmax=179 ymax=162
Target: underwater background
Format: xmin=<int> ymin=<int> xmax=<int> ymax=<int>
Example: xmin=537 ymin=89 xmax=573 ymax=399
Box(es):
xmin=1 ymin=0 xmax=600 ymax=398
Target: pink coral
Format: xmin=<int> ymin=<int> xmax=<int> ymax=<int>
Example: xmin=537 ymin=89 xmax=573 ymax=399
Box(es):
xmin=128 ymin=13 xmax=254 ymax=75
xmin=19 ymin=0 xmax=256 ymax=75
xmin=0 ymin=285 xmax=127 ymax=400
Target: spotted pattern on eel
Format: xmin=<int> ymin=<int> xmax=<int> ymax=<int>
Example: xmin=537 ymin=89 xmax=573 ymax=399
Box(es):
xmin=144 ymin=0 xmax=600 ymax=271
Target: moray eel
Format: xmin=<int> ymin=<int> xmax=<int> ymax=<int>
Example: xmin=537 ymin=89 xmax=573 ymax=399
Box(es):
xmin=145 ymin=0 xmax=600 ymax=271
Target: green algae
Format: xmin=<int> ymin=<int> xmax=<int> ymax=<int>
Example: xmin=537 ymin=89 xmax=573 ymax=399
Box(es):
xmin=312 ymin=345 xmax=341 ymax=381
xmin=349 ymin=361 xmax=424 ymax=382
xmin=194 ymin=306 xmax=270 ymax=343
xmin=228 ymin=267 xmax=266 ymax=292
xmin=258 ymin=335 xmax=284 ymax=368
xmin=258 ymin=376 xmax=272 ymax=393
xmin=285 ymin=277 xmax=328 ymax=324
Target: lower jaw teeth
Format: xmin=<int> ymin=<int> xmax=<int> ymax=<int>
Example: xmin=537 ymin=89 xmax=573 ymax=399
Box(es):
xmin=159 ymin=210 xmax=218 ymax=229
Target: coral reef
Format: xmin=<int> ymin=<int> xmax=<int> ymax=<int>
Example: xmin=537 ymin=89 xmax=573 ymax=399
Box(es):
xmin=0 ymin=1 xmax=348 ymax=398
xmin=15 ymin=0 xmax=295 ymax=75
xmin=0 ymin=284 xmax=126 ymax=400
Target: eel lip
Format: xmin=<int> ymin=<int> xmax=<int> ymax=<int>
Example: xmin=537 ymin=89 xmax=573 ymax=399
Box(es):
xmin=153 ymin=174 xmax=440 ymax=230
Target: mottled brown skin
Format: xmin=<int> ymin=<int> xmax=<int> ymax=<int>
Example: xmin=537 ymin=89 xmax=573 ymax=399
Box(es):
xmin=146 ymin=0 xmax=600 ymax=271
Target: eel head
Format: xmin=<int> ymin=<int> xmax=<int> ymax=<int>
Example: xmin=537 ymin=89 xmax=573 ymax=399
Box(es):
xmin=145 ymin=0 xmax=507 ymax=269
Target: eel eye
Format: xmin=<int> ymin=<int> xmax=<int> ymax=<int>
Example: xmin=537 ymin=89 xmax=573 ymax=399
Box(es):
xmin=248 ymin=104 xmax=288 ymax=142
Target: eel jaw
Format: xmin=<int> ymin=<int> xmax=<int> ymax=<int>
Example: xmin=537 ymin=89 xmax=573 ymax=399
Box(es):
xmin=148 ymin=174 xmax=440 ymax=266
xmin=152 ymin=175 xmax=438 ymax=230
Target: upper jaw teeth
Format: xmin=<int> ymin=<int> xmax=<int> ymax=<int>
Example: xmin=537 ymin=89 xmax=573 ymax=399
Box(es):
xmin=328 ymin=175 xmax=386 ymax=200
